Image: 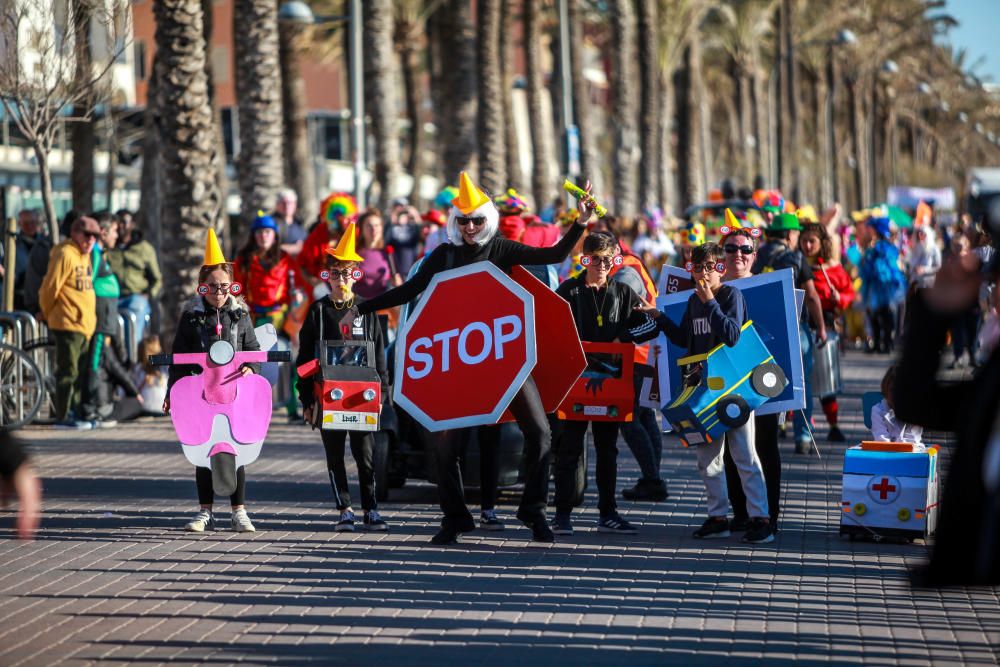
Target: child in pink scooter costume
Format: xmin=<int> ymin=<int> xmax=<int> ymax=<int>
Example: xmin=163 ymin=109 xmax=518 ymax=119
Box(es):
xmin=165 ymin=231 xmax=261 ymax=533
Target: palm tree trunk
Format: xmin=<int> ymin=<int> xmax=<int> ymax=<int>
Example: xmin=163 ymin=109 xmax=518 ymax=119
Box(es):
xmin=610 ymin=0 xmax=638 ymax=217
xmin=154 ymin=0 xmax=224 ymax=339
xmin=280 ymin=21 xmax=318 ymax=223
xmin=846 ymin=75 xmax=865 ymax=210
xmin=738 ymin=70 xmax=754 ymax=185
xmin=694 ymin=38 xmax=712 ymax=199
xmin=659 ymin=69 xmax=677 ymax=214
xmin=202 ymin=0 xmax=228 ymax=248
xmin=751 ymin=65 xmax=768 ymax=184
xmin=637 ymin=0 xmax=660 ymax=211
xmin=783 ymin=0 xmax=802 ymax=202
xmin=363 ymin=0 xmax=402 ymax=207
xmin=477 ymin=0 xmax=507 ymax=196
xmin=776 ymin=4 xmax=787 ymax=190
xmin=70 ymin=0 xmax=95 ymax=212
xmin=676 ymin=42 xmax=706 ymax=209
xmin=399 ymin=27 xmax=427 ymax=204
xmin=429 ymin=1 xmax=477 ymax=183
xmin=568 ymin=0 xmax=601 ymax=195
xmin=524 ymin=0 xmax=555 ymax=208
xmin=500 ymin=0 xmax=524 ymax=193
xmin=138 ymin=52 xmax=163 ymax=250
xmin=233 ymin=0 xmax=283 ymax=227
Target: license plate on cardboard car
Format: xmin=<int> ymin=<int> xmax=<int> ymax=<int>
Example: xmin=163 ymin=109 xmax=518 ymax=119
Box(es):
xmin=321 ymin=411 xmax=379 ymax=431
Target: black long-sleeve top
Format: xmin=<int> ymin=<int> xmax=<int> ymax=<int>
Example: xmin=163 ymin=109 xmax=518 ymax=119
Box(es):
xmin=357 ymin=223 xmax=586 ymax=314
xmin=295 ymin=295 xmax=388 ymax=410
xmin=555 ymin=275 xmax=645 ymax=343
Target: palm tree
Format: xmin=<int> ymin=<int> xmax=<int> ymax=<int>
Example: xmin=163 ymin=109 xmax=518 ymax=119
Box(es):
xmin=568 ymin=0 xmax=602 ymax=196
xmin=364 ymin=0 xmax=403 ymax=207
xmin=153 ymin=0 xmax=224 ymax=338
xmin=709 ymin=0 xmax=776 ymax=185
xmin=233 ymin=0 xmax=284 ymax=227
xmin=524 ymin=0 xmax=555 ymax=208
xmin=477 ymin=0 xmax=506 ymax=195
xmin=609 ymin=0 xmax=638 ymax=217
xmin=500 ymin=0 xmax=524 ymax=192
xmin=70 ymin=0 xmax=96 ymax=212
xmin=637 ymin=0 xmax=660 ymax=211
xmin=428 ymin=0 xmax=477 ymax=183
xmin=279 ymin=20 xmax=317 ymax=223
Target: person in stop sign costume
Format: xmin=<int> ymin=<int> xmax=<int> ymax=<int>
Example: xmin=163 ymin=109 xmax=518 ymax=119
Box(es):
xmin=360 ymin=171 xmax=594 ymax=545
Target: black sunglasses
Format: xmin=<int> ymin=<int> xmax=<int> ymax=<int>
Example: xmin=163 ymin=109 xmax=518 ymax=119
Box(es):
xmin=456 ymin=216 xmax=486 ymax=228
xmin=724 ymin=243 xmax=754 ymax=255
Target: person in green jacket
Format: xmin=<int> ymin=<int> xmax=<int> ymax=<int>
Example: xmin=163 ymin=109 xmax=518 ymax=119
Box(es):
xmin=107 ymin=210 xmax=162 ymax=342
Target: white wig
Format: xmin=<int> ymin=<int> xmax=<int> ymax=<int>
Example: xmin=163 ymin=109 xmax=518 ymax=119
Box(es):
xmin=445 ymin=199 xmax=500 ymax=246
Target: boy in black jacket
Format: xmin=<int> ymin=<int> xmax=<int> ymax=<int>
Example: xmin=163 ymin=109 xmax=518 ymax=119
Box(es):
xmin=551 ymin=231 xmax=645 ymax=535
xmin=296 ymin=223 xmax=389 ymax=532
xmin=630 ymin=242 xmax=773 ymax=544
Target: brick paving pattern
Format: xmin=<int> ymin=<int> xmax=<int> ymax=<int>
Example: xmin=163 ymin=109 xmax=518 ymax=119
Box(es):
xmin=1 ymin=351 xmax=998 ymax=665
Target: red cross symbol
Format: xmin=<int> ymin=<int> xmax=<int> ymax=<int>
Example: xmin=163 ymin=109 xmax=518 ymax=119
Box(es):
xmin=871 ymin=477 xmax=897 ymax=500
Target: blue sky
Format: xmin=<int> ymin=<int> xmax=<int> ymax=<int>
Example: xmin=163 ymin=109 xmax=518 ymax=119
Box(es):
xmin=940 ymin=0 xmax=1000 ymax=82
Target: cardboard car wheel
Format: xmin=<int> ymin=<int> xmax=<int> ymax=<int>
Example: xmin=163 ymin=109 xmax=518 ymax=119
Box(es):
xmin=716 ymin=395 xmax=751 ymax=428
xmin=751 ymin=362 xmax=787 ymax=398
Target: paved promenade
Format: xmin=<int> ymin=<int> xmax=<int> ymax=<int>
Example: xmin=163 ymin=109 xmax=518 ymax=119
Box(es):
xmin=1 ymin=351 xmax=998 ymax=666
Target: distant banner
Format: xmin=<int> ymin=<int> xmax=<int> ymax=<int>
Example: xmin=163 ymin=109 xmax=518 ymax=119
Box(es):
xmin=887 ymin=186 xmax=956 ymax=211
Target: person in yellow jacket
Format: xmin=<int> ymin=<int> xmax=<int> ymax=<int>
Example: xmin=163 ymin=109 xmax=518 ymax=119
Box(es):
xmin=39 ymin=216 xmax=99 ymax=428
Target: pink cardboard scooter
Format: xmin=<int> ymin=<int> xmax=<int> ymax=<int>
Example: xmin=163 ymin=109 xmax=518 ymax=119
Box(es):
xmin=152 ymin=338 xmax=290 ymax=495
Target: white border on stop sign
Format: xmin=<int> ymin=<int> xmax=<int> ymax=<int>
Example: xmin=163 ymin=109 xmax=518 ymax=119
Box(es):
xmin=393 ymin=261 xmax=538 ymax=432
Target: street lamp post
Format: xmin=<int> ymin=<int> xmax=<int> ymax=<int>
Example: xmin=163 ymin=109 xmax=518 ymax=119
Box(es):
xmin=278 ymin=1 xmax=364 ymax=209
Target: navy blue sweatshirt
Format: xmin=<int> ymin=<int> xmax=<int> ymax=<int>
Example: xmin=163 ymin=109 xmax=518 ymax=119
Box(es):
xmin=628 ymin=284 xmax=747 ymax=354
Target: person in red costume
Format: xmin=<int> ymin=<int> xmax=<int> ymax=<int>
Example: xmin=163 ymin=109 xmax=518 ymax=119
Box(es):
xmin=799 ymin=221 xmax=855 ymax=442
xmin=233 ymin=212 xmax=306 ymax=331
xmin=298 ymin=193 xmax=358 ymax=291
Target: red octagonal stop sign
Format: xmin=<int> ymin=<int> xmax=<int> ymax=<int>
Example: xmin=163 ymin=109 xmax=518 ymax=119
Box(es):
xmin=394 ymin=262 xmax=536 ymax=431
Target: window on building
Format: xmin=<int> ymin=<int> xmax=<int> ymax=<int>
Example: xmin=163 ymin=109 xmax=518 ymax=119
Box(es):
xmin=221 ymin=107 xmax=236 ymax=161
xmin=310 ymin=114 xmax=345 ymax=161
xmin=134 ymin=41 xmax=146 ymax=80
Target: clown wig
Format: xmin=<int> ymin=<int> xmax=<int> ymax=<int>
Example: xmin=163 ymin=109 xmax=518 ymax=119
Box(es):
xmin=445 ymin=199 xmax=500 ymax=246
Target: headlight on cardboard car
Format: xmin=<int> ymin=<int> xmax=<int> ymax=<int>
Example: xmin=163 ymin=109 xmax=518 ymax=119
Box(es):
xmin=330 ymin=388 xmax=344 ymax=400
xmin=897 ymin=508 xmax=911 ymax=522
xmin=363 ymin=388 xmax=377 ymax=402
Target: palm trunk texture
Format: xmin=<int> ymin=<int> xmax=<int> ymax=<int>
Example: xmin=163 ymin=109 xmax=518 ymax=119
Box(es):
xmin=364 ymin=0 xmax=402 ymax=207
xmin=477 ymin=0 xmax=507 ymax=196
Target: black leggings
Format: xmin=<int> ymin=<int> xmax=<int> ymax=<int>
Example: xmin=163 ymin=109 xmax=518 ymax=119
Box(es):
xmin=555 ymin=420 xmax=620 ymax=516
xmin=724 ymin=413 xmax=781 ymax=525
xmin=868 ymin=306 xmax=896 ymax=353
xmin=436 ymin=375 xmax=551 ymax=525
xmin=196 ymin=466 xmax=246 ymax=506
xmin=477 ymin=424 xmax=501 ymax=511
xmin=321 ymin=429 xmax=376 ymax=511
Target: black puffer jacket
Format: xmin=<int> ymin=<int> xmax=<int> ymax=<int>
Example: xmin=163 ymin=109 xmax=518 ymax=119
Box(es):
xmin=167 ymin=296 xmax=261 ymax=391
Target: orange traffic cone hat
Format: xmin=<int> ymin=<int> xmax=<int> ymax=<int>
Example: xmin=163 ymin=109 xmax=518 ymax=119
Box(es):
xmin=202 ymin=228 xmax=228 ymax=267
xmin=451 ymin=171 xmax=491 ymax=215
xmin=324 ymin=222 xmax=364 ymax=263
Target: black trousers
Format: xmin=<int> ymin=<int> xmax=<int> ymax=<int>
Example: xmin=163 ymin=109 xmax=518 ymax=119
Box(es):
xmin=477 ymin=424 xmax=501 ymax=511
xmin=436 ymin=375 xmax=550 ymax=525
xmin=724 ymin=413 xmax=781 ymax=525
xmin=321 ymin=429 xmax=376 ymax=511
xmin=868 ymin=306 xmax=896 ymax=353
xmin=555 ymin=419 xmax=619 ymax=516
xmin=196 ymin=466 xmax=246 ymax=506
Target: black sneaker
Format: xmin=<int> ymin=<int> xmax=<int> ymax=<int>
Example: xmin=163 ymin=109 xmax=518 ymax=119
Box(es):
xmin=550 ymin=513 xmax=574 ymax=535
xmin=597 ymin=513 xmax=638 ymax=534
xmin=742 ymin=517 xmax=775 ymax=544
xmin=430 ymin=515 xmax=475 ymax=545
xmin=335 ymin=510 xmax=356 ymax=532
xmin=363 ymin=510 xmax=388 ymax=531
xmin=692 ymin=517 xmax=731 ymax=539
xmin=794 ymin=438 xmax=810 ymax=454
xmin=621 ymin=479 xmax=670 ymax=502
xmin=827 ymin=426 xmax=846 ymax=442
xmin=730 ymin=516 xmax=750 ymax=532
xmin=517 ymin=510 xmax=555 ymax=543
xmin=479 ymin=509 xmax=505 ymax=531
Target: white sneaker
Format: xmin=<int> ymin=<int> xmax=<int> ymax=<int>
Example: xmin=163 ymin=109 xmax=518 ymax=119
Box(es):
xmin=185 ymin=509 xmax=215 ymax=532
xmin=231 ymin=508 xmax=256 ymax=533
